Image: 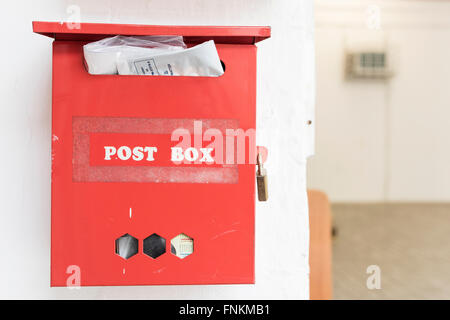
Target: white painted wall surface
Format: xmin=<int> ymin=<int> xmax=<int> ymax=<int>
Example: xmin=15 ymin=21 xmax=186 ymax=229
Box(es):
xmin=0 ymin=0 xmax=313 ymax=299
xmin=309 ymin=0 xmax=450 ymax=202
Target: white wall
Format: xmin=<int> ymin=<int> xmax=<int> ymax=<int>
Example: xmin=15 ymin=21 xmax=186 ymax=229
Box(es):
xmin=0 ymin=0 xmax=314 ymax=299
xmin=308 ymin=0 xmax=450 ymax=202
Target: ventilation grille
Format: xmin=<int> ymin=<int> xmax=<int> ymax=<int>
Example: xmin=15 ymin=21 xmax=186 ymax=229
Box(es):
xmin=345 ymin=52 xmax=392 ymax=80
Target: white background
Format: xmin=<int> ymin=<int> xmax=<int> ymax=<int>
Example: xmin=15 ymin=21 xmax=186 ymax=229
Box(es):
xmin=309 ymin=0 xmax=450 ymax=202
xmin=0 ymin=0 xmax=313 ymax=299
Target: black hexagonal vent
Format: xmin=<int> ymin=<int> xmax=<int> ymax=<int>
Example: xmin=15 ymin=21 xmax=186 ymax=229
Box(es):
xmin=143 ymin=233 xmax=166 ymax=259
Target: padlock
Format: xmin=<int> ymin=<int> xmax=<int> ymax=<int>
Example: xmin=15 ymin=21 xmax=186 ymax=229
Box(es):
xmin=256 ymin=153 xmax=268 ymax=201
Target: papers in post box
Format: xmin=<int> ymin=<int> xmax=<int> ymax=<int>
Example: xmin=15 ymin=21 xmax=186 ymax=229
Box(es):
xmin=84 ymin=35 xmax=224 ymax=77
xmin=117 ymin=40 xmax=224 ymax=77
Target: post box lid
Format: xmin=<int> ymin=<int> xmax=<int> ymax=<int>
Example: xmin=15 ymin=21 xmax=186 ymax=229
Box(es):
xmin=32 ymin=21 xmax=271 ymax=44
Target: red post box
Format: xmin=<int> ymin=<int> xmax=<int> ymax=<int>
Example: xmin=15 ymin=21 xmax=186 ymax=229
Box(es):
xmin=33 ymin=21 xmax=270 ymax=286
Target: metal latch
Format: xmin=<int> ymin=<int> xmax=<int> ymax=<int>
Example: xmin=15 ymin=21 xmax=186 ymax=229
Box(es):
xmin=256 ymin=152 xmax=268 ymax=201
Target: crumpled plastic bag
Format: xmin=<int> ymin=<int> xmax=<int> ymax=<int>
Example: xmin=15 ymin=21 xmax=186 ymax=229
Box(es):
xmin=84 ymin=35 xmax=224 ymax=77
xmin=83 ymin=35 xmax=186 ymax=75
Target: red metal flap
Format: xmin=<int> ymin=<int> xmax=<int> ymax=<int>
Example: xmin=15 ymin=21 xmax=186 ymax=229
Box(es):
xmin=32 ymin=21 xmax=271 ymax=44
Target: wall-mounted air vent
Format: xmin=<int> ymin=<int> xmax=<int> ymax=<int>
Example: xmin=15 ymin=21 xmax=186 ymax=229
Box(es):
xmin=345 ymin=52 xmax=392 ymax=80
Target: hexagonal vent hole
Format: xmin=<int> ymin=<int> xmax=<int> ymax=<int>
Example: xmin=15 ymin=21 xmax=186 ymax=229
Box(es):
xmin=170 ymin=233 xmax=194 ymax=259
xmin=143 ymin=233 xmax=166 ymax=259
xmin=115 ymin=234 xmax=138 ymax=259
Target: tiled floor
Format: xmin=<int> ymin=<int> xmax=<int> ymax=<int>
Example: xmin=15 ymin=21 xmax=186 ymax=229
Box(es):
xmin=332 ymin=203 xmax=450 ymax=300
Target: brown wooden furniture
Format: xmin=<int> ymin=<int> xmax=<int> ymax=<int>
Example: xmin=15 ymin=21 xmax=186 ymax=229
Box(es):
xmin=308 ymin=190 xmax=333 ymax=300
